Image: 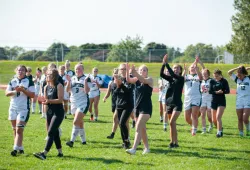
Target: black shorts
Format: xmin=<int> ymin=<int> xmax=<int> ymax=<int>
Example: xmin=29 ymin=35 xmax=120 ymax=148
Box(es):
xmin=167 ymin=103 xmax=182 ymax=114
xmin=135 ymin=104 xmax=152 ymax=118
xmin=211 ymin=101 xmax=226 ymax=110
xmin=112 ymin=105 xmax=116 ymax=113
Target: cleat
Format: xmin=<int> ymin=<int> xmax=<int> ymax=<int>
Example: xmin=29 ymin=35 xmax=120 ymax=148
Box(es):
xmin=132 ymin=120 xmax=136 ymax=128
xmin=246 ymin=130 xmax=250 ymax=136
xmin=19 ymin=150 xmax=24 ymax=154
xmin=39 ymin=111 xmax=42 ymax=114
xmin=164 ymin=127 xmax=167 ymax=132
xmin=168 ymin=143 xmax=175 ymax=148
xmin=107 ymin=133 xmax=115 ymax=139
xmin=94 ymin=118 xmax=98 ymax=121
xmin=126 ymin=148 xmax=136 ymax=155
xmin=174 ymin=144 xmax=179 ymax=148
xmin=82 ymin=141 xmax=87 ymax=145
xmin=192 ymin=132 xmax=196 ymax=136
xmin=57 ymin=153 xmax=63 ymax=157
xmin=216 ymin=133 xmax=222 ymax=138
xmin=33 ymin=152 xmax=46 ymax=160
xmin=142 ymin=149 xmax=150 ymax=155
xmin=66 ymin=141 xmax=74 ymax=147
xmin=11 ymin=150 xmax=17 ymax=156
xmin=208 ymin=126 xmax=213 ymax=132
xmin=64 ymin=116 xmax=67 ymax=119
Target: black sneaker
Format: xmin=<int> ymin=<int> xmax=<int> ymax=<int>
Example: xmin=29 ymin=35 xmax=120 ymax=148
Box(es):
xmin=107 ymin=133 xmax=115 ymax=139
xmin=57 ymin=153 xmax=63 ymax=157
xmin=174 ymin=143 xmax=179 ymax=148
xmin=123 ymin=141 xmax=131 ymax=149
xmin=19 ymin=150 xmax=24 ymax=154
xmin=132 ymin=120 xmax=136 ymax=128
xmin=168 ymin=143 xmax=175 ymax=148
xmin=82 ymin=141 xmax=87 ymax=145
xmin=164 ymin=127 xmax=167 ymax=132
xmin=33 ymin=152 xmax=46 ymax=160
xmin=216 ymin=133 xmax=222 ymax=138
xmin=66 ymin=141 xmax=74 ymax=147
xmin=39 ymin=111 xmax=42 ymax=114
xmin=64 ymin=116 xmax=67 ymax=119
xmin=11 ymin=150 xmax=17 ymax=156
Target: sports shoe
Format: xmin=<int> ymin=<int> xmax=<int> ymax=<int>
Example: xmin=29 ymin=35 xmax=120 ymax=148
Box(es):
xmin=122 ymin=141 xmax=131 ymax=149
xmin=57 ymin=153 xmax=63 ymax=157
xmin=44 ymin=136 xmax=48 ymax=140
xmin=208 ymin=126 xmax=213 ymax=132
xmin=201 ymin=131 xmax=206 ymax=135
xmin=174 ymin=143 xmax=179 ymax=148
xmin=11 ymin=150 xmax=17 ymax=156
xmin=163 ymin=127 xmax=167 ymax=132
xmin=142 ymin=149 xmax=150 ymax=155
xmin=66 ymin=141 xmax=74 ymax=147
xmin=19 ymin=150 xmax=24 ymax=154
xmin=90 ymin=115 xmax=94 ymax=121
xmin=168 ymin=143 xmax=175 ymax=148
xmin=192 ymin=132 xmax=196 ymax=136
xmin=40 ymin=116 xmax=45 ymax=119
xmin=33 ymin=152 xmax=46 ymax=160
xmin=82 ymin=141 xmax=87 ymax=145
xmin=64 ymin=116 xmax=67 ymax=119
xmin=132 ymin=120 xmax=136 ymax=128
xmin=246 ymin=130 xmax=250 ymax=136
xmin=39 ymin=111 xmax=42 ymax=114
xmin=107 ymin=133 xmax=115 ymax=139
xmin=239 ymin=131 xmax=244 ymax=137
xmin=126 ymin=148 xmax=136 ymax=155
xmin=94 ymin=118 xmax=98 ymax=121
xmin=216 ymin=133 xmax=222 ymax=138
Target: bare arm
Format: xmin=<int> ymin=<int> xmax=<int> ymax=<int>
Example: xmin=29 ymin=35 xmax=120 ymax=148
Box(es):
xmin=126 ymin=63 xmax=138 ymax=84
xmin=103 ymin=81 xmax=112 ymax=102
xmin=84 ymin=76 xmax=90 ymax=94
xmin=195 ymin=67 xmax=203 ymax=81
xmin=131 ymin=65 xmax=153 ymax=88
xmin=65 ymin=75 xmax=71 ymax=93
xmin=228 ymin=66 xmax=239 ymax=76
xmin=46 ymin=84 xmax=64 ymax=104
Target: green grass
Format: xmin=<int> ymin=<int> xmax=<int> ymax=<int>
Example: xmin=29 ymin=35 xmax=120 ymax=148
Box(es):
xmin=0 ymin=90 xmax=249 ymax=170
xmin=0 ymin=61 xmax=249 ymax=88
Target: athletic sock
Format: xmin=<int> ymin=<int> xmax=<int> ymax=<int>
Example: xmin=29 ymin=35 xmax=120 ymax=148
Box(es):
xmin=218 ymin=130 xmax=222 ymax=135
xmin=244 ymin=123 xmax=250 ymax=131
xmin=18 ymin=146 xmax=24 ymax=151
xmin=239 ymin=131 xmax=244 ymax=136
xmin=79 ymin=128 xmax=86 ymax=142
xmin=209 ymin=123 xmax=213 ymax=128
xmin=39 ymin=104 xmax=42 ymax=113
xmin=202 ymin=127 xmax=206 ymax=132
xmin=32 ymin=102 xmax=36 ymax=112
xmin=70 ymin=126 xmax=80 ymax=142
xmin=163 ymin=123 xmax=167 ymax=128
xmin=13 ymin=145 xmax=19 ymax=151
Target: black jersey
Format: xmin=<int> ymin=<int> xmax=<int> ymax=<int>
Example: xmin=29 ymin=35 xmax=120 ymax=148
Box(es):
xmin=26 ymin=75 xmax=33 ymax=82
xmin=209 ymin=78 xmax=230 ymax=103
xmin=160 ymin=64 xmax=184 ymax=105
xmin=114 ymin=83 xmax=132 ymax=110
xmin=46 ymin=83 xmax=64 ymax=114
xmin=110 ymin=79 xmax=117 ymax=108
xmin=134 ymin=80 xmax=153 ymax=114
xmin=42 ymin=76 xmax=64 ymax=88
xmin=122 ymin=76 xmax=134 ymax=107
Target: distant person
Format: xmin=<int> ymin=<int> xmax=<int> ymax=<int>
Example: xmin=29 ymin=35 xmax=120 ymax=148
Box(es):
xmin=126 ymin=64 xmax=153 ymax=155
xmin=65 ymin=63 xmax=91 ymax=147
xmin=209 ymin=69 xmax=230 ymax=137
xmin=160 ymin=54 xmax=184 ymax=148
xmin=65 ymin=60 xmax=75 ymax=115
xmin=88 ymin=67 xmax=103 ymax=121
xmin=5 ymin=65 xmax=35 ymax=156
xmin=26 ymin=67 xmax=33 ymax=82
xmin=183 ymin=56 xmax=203 ymax=136
xmin=33 ymin=68 xmax=64 ymax=160
xmin=32 ymin=68 xmax=42 ymax=114
xmin=39 ymin=66 xmax=48 ymax=118
xmin=103 ymin=68 xmax=119 ymax=139
xmin=228 ymin=66 xmax=250 ymax=136
xmin=59 ymin=65 xmax=69 ymax=119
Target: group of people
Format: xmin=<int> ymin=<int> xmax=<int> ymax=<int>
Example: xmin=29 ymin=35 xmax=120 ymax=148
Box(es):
xmin=4 ymin=56 xmax=250 ymax=159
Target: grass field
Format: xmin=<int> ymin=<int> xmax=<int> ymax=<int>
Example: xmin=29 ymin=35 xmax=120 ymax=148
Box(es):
xmin=0 ymin=60 xmax=249 ymax=88
xmin=0 ymin=90 xmax=249 ymax=170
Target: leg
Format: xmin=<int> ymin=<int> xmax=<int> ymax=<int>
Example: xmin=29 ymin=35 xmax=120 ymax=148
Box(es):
xmin=159 ymin=102 xmax=163 ymax=121
xmin=93 ymin=96 xmax=100 ymax=120
xmin=216 ymin=106 xmax=225 ymax=131
xmin=200 ymin=106 xmax=207 ymax=133
xmin=89 ymin=98 xmax=94 ymax=120
xmin=32 ymin=96 xmax=37 ymax=113
xmin=63 ymin=100 xmax=68 ymax=117
xmin=191 ymin=106 xmax=200 ymax=135
xmin=15 ymin=120 xmax=26 ymax=150
xmin=169 ymin=111 xmax=181 ymax=144
xmin=211 ymin=109 xmax=217 ymax=127
xmin=243 ymin=108 xmax=250 ymax=135
xmin=184 ymin=109 xmax=192 ymax=126
xmin=236 ymin=109 xmax=244 ymax=133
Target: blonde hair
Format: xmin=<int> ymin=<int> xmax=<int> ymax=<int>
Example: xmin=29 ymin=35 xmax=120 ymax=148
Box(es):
xmin=65 ymin=60 xmax=70 ymax=66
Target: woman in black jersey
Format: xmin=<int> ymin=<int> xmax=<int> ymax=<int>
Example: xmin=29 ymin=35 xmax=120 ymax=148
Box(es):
xmin=209 ymin=69 xmax=230 ymax=138
xmin=126 ymin=64 xmax=153 ymax=155
xmin=33 ymin=68 xmax=64 ymax=160
xmin=160 ymin=54 xmax=184 ymax=148
xmin=103 ymin=68 xmax=119 ymax=139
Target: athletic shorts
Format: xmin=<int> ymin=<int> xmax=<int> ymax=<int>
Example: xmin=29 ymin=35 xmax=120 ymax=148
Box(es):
xmin=35 ymin=87 xmax=40 ymax=96
xmin=184 ymin=95 xmax=202 ymax=111
xmin=64 ymin=90 xmax=70 ymax=100
xmin=201 ymin=97 xmax=212 ymax=109
xmin=8 ymin=107 xmax=30 ymax=122
xmin=158 ymin=91 xmax=166 ymax=103
xmin=236 ymin=97 xmax=250 ymax=109
xmin=211 ymin=101 xmax=226 ymax=110
xmin=71 ymin=101 xmax=89 ymax=115
xmin=135 ymin=103 xmax=152 ymax=118
xmin=89 ymin=90 xmax=100 ymax=99
xmin=112 ymin=105 xmax=116 ymax=113
xmin=167 ymin=103 xmax=182 ymax=114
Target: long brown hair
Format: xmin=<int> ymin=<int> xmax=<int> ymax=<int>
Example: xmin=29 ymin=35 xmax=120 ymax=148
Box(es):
xmin=49 ymin=68 xmax=59 ymax=85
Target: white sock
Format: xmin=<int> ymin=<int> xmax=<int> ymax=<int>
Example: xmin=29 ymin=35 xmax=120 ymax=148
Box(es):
xmin=245 ymin=123 xmax=250 ymax=131
xmin=19 ymin=146 xmax=24 ymax=150
xmin=163 ymin=123 xmax=167 ymax=128
xmin=202 ymin=127 xmax=206 ymax=132
xmin=42 ymin=112 xmax=46 ymax=117
xmin=79 ymin=128 xmax=86 ymax=142
xmin=39 ymin=104 xmax=42 ymax=112
xmin=95 ymin=116 xmax=98 ymax=120
xmin=239 ymin=131 xmax=244 ymax=135
xmin=32 ymin=102 xmax=36 ymax=112
xmin=13 ymin=145 xmax=19 ymax=150
xmin=70 ymin=126 xmax=79 ymax=142
xmin=218 ymin=130 xmax=222 ymax=135
xmin=160 ymin=116 xmax=163 ymax=120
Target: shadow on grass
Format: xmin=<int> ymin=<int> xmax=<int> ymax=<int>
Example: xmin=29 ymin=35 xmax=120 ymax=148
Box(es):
xmin=202 ymin=147 xmax=250 ymax=154
xmin=150 ymin=148 xmax=249 ymax=161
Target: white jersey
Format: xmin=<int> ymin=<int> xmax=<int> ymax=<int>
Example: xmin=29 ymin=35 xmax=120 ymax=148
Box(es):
xmin=184 ymin=74 xmax=201 ymax=96
xmin=231 ymin=74 xmax=250 ymax=99
xmin=65 ymin=70 xmax=75 ymax=77
xmin=70 ymin=75 xmax=91 ymax=104
xmin=201 ymin=78 xmax=212 ymax=100
xmin=6 ymin=77 xmax=35 ymax=110
xmin=89 ymin=75 xmax=103 ymax=92
xmin=34 ymin=77 xmax=41 ymax=95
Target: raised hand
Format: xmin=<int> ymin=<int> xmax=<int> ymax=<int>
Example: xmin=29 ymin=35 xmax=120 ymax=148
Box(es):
xmin=66 ymin=75 xmax=71 ymax=82
xmin=163 ymin=54 xmax=168 ymax=64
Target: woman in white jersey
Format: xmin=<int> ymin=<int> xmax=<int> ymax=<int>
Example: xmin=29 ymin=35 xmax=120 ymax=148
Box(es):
xmin=183 ymin=56 xmax=203 ymax=136
xmin=88 ymin=67 xmax=103 ymax=121
xmin=65 ymin=63 xmax=92 ymax=147
xmin=200 ymin=68 xmax=213 ymax=134
xmin=5 ymin=65 xmax=35 ymax=156
xmin=59 ymin=65 xmax=69 ymax=119
xmin=228 ymin=66 xmax=250 ymax=136
xmin=32 ymin=68 xmax=42 ymax=114
xmin=39 ymin=66 xmax=48 ymax=118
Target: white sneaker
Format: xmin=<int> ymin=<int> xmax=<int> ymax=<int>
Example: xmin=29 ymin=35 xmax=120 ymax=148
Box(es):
xmin=201 ymin=131 xmax=206 ymax=135
xmin=126 ymin=148 xmax=136 ymax=155
xmin=239 ymin=131 xmax=244 ymax=137
xmin=44 ymin=136 xmax=48 ymax=140
xmin=142 ymin=149 xmax=150 ymax=155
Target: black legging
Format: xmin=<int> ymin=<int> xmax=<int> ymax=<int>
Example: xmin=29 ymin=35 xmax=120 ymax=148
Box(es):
xmin=117 ymin=108 xmax=131 ymax=142
xmin=45 ymin=109 xmax=64 ymax=152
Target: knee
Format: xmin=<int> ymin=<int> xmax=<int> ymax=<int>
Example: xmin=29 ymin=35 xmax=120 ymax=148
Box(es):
xmin=170 ymin=120 xmax=175 ymax=127
xmin=238 ymin=117 xmax=243 ymax=122
xmin=243 ymin=118 xmax=248 ymax=124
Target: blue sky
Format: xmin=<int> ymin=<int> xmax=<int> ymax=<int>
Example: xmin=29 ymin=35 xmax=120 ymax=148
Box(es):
xmin=0 ymin=0 xmax=235 ymax=50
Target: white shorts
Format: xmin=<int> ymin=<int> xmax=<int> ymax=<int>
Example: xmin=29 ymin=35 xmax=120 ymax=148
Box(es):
xmin=35 ymin=88 xmax=40 ymax=96
xmin=64 ymin=91 xmax=70 ymax=100
xmin=201 ymin=98 xmax=212 ymax=109
xmin=158 ymin=91 xmax=166 ymax=103
xmin=71 ymin=102 xmax=89 ymax=114
xmin=184 ymin=95 xmax=202 ymax=111
xmin=236 ymin=98 xmax=250 ymax=109
xmin=89 ymin=90 xmax=100 ymax=99
xmin=8 ymin=107 xmax=29 ymax=122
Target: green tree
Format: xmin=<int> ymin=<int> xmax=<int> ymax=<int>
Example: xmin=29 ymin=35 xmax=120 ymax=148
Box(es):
xmin=17 ymin=50 xmax=43 ymax=61
xmin=226 ymin=0 xmax=250 ymax=63
xmin=107 ymin=36 xmax=144 ymax=62
xmin=143 ymin=42 xmax=167 ymax=62
xmin=65 ymin=46 xmax=80 ymax=61
xmin=0 ymin=47 xmax=8 ymax=60
xmin=43 ymin=43 xmax=70 ymax=61
xmin=4 ymin=46 xmax=25 ymax=60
